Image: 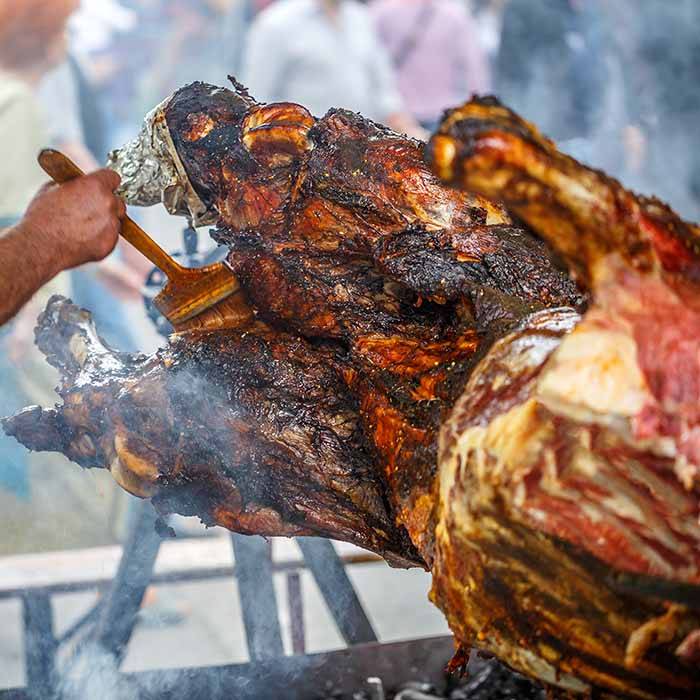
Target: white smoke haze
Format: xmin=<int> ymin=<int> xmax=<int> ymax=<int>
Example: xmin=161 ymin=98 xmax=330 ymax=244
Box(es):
xmin=58 ymin=643 xmax=137 ymax=700
xmin=53 ymin=626 xmax=324 ymax=700
xmin=4 ymin=3 xmax=700 ymax=697
xmin=494 ymin=0 xmax=700 ymax=221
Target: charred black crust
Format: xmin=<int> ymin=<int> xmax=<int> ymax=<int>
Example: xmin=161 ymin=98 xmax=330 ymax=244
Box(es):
xmin=158 ymin=329 xmax=423 ymax=564
xmin=373 ymin=223 xmax=584 ymax=323
xmin=165 ymin=81 xmax=259 ymax=205
xmin=605 ymin=568 xmax=700 ymax=610
xmin=486 ymin=521 xmax=700 ymax=695
xmin=2 ymin=406 xmax=73 ymax=457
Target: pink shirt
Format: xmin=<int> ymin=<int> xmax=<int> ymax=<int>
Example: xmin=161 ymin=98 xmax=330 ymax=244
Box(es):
xmin=371 ymin=0 xmax=490 ymax=123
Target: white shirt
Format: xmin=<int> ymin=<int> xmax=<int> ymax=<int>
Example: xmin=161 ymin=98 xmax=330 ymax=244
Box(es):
xmin=242 ymin=0 xmax=403 ymax=122
xmin=0 ymin=71 xmax=46 ymax=220
xmin=38 ymin=62 xmax=85 ymax=148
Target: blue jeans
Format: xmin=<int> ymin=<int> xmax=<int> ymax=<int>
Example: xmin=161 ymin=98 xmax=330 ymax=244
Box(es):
xmin=0 ymin=214 xmax=29 ymax=498
xmin=0 ymin=329 xmax=30 ymax=500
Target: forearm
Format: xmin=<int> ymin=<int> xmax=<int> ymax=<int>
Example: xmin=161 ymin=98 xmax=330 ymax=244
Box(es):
xmin=0 ymin=223 xmax=60 ymax=326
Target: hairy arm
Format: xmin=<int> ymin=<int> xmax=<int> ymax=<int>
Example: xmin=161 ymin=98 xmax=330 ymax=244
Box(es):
xmin=0 ymin=170 xmax=126 ymax=326
xmin=0 ymin=222 xmax=61 ymax=326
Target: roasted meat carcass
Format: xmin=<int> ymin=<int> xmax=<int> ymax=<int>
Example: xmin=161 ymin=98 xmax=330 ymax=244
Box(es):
xmin=4 ymin=81 xmax=700 ymax=697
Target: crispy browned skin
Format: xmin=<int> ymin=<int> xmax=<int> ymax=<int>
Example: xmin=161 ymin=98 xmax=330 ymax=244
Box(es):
xmin=427 ymin=96 xmax=700 ymax=290
xmin=7 ymin=297 xmax=421 ymax=566
xmin=161 ymin=81 xmax=581 ymax=556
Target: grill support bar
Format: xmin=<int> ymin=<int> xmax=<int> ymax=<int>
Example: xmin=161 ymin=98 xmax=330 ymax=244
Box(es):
xmin=91 ymin=500 xmax=162 ymax=663
xmin=21 ymin=592 xmax=56 ymax=700
xmin=297 ymin=537 xmax=377 ymax=645
xmin=230 ymin=533 xmax=285 ymax=660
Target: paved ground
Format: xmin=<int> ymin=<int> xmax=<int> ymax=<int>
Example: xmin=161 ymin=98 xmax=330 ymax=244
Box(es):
xmin=0 ymin=532 xmax=450 ymax=690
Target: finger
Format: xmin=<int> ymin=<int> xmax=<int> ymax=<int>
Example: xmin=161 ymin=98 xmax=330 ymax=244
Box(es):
xmin=114 ymin=197 xmax=127 ymax=219
xmin=87 ymin=168 xmax=122 ymax=192
xmin=106 ymin=193 xmax=124 ymax=217
xmin=95 ymin=225 xmax=120 ymax=261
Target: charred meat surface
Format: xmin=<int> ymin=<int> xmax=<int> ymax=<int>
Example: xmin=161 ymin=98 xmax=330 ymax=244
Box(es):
xmin=162 ymin=83 xmax=580 ymax=554
xmin=5 ymin=82 xmax=700 ymax=698
xmin=13 ymin=79 xmax=579 ymax=559
xmin=6 ymin=296 xmax=419 ymax=566
xmin=6 ymin=82 xmax=579 ymax=559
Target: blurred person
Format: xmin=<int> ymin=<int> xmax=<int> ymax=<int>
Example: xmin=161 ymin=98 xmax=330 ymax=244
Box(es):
xmin=371 ymin=0 xmax=490 ymax=131
xmin=139 ymin=0 xmax=235 ymax=103
xmin=495 ymin=0 xmax=608 ymax=145
xmin=0 ymin=0 xmax=74 ymax=501
xmin=609 ymin=0 xmax=700 ymax=218
xmin=41 ymin=3 xmax=175 ymax=554
xmin=470 ymin=0 xmax=506 ymax=64
xmin=41 ymin=59 xmax=107 ymax=169
xmin=0 ymin=0 xmax=126 ymax=530
xmin=70 ymin=0 xmax=137 ymax=57
xmin=219 ymin=0 xmax=255 ymax=76
xmin=219 ymin=0 xmax=277 ymax=77
xmin=253 ymin=0 xmax=275 ymax=12
xmin=242 ymin=0 xmax=424 ymax=138
xmin=73 ymin=0 xmax=158 ymax=150
xmin=39 ymin=53 xmax=148 ymax=352
xmin=0 ymin=1 xmax=77 ymax=225
xmin=0 ymin=187 xmax=126 ymax=555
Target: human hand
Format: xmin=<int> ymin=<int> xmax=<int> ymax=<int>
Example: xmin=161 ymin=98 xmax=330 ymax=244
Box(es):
xmin=20 ymin=170 xmax=127 ymax=275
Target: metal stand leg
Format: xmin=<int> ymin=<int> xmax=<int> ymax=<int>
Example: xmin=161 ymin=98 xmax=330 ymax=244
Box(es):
xmin=22 ymin=592 xmax=56 ymax=700
xmin=286 ymin=572 xmax=305 ymax=655
xmin=91 ymin=499 xmax=162 ymax=663
xmin=297 ymin=537 xmax=377 ymax=645
xmin=231 ymin=534 xmax=284 ymax=661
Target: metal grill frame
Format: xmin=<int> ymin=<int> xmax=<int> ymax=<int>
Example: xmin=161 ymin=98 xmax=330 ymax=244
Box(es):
xmin=0 ymin=498 xmax=438 ymax=699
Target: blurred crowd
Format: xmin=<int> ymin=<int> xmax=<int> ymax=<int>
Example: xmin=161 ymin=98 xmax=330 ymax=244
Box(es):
xmin=1 ymin=0 xmax=700 ymax=551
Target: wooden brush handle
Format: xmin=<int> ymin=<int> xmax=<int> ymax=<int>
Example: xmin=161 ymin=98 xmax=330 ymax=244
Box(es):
xmin=37 ymin=148 xmax=185 ymax=279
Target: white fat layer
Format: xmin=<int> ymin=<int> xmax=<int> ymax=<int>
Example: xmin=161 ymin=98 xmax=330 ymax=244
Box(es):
xmin=535 ymin=319 xmax=687 ymax=472
xmin=504 ymin=647 xmax=590 ymax=695
xmin=537 ymin=321 xmax=649 ymax=420
xmin=440 ymin=389 xmax=700 ymax=580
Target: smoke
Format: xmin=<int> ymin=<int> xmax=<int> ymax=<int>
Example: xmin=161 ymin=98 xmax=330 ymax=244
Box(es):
xmin=57 ymin=642 xmax=216 ymax=700
xmin=54 ymin=637 xmax=349 ymax=700
xmin=58 ymin=643 xmax=139 ymax=700
xmin=494 ymin=0 xmax=700 ymax=221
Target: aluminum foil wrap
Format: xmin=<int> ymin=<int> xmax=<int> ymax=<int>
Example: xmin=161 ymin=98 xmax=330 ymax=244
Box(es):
xmin=107 ymin=96 xmax=216 ymax=227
